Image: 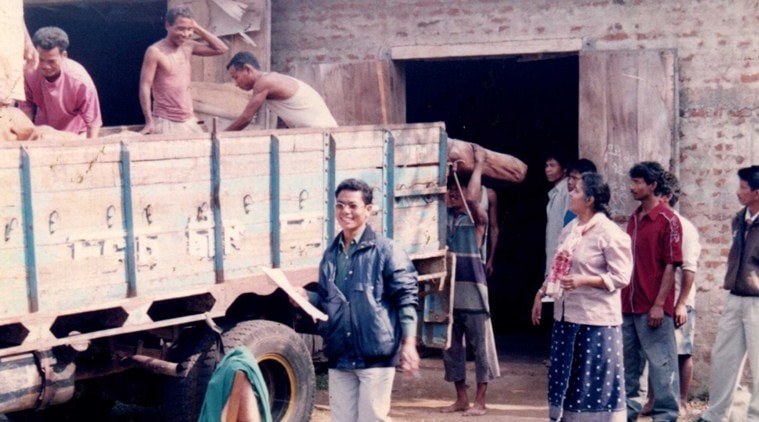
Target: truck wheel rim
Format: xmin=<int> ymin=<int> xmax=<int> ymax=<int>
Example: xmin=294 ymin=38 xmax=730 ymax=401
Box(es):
xmin=258 ymin=352 xmax=296 ymax=420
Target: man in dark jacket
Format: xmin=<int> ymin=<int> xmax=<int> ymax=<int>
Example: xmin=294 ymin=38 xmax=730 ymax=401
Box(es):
xmin=304 ymin=178 xmax=420 ymax=422
xmin=699 ymin=165 xmax=759 ymax=422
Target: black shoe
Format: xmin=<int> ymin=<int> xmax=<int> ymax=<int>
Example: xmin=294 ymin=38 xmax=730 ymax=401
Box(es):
xmin=696 ymin=418 xmax=709 ymax=422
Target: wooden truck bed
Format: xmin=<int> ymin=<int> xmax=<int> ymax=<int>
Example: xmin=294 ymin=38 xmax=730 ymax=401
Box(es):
xmin=0 ymin=123 xmax=448 ymax=357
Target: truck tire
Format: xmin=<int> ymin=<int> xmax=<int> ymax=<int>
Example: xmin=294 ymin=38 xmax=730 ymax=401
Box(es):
xmin=222 ymin=320 xmax=315 ymax=422
xmin=161 ymin=326 xmax=219 ymax=422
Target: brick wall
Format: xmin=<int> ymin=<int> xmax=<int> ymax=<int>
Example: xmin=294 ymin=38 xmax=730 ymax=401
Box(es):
xmin=271 ymin=0 xmax=759 ymax=393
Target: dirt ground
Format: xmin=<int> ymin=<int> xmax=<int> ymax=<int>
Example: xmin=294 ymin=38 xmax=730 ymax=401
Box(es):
xmin=310 ymin=352 xmax=550 ymax=421
xmin=309 ymin=334 xmax=709 ymax=422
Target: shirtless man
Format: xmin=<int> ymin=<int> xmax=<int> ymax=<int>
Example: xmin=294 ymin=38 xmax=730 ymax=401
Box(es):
xmin=139 ymin=5 xmax=228 ymax=135
xmin=224 ymin=51 xmax=338 ymax=130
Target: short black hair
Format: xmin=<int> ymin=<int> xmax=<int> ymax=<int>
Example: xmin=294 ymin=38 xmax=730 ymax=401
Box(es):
xmin=32 ymin=27 xmax=69 ymax=52
xmin=226 ymin=51 xmax=261 ymax=71
xmin=545 ymin=151 xmax=569 ymax=169
xmin=336 ymin=178 xmax=373 ymax=205
xmin=567 ymin=158 xmax=597 ymax=175
xmin=166 ymin=5 xmax=193 ymax=25
xmin=655 ymin=172 xmax=681 ymax=207
xmin=738 ymin=166 xmax=759 ymax=191
xmin=629 ymin=161 xmax=665 ymax=185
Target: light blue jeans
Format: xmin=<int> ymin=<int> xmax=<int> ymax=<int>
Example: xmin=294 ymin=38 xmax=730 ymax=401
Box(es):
xmin=328 ymin=367 xmax=395 ymax=422
xmin=622 ymin=314 xmax=679 ymax=422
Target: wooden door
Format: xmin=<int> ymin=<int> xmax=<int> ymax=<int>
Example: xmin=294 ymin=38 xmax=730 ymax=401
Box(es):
xmin=289 ymin=60 xmax=405 ymax=126
xmin=579 ymin=49 xmax=677 ymax=221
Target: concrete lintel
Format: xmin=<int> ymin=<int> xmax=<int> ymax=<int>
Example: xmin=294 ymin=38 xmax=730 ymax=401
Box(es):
xmin=390 ymin=38 xmax=583 ymax=60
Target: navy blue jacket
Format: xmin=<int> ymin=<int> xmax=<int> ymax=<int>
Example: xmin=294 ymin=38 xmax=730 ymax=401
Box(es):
xmin=310 ymin=225 xmax=418 ymax=369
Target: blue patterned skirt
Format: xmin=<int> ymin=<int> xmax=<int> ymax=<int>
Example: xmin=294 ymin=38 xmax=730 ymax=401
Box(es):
xmin=548 ymin=320 xmax=626 ymax=421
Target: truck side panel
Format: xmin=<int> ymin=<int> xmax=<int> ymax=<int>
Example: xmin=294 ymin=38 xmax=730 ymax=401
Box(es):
xmin=0 ymin=123 xmax=447 ymax=357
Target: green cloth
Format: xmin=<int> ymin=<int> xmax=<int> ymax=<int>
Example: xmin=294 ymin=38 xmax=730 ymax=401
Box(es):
xmin=198 ymin=346 xmax=272 ymax=422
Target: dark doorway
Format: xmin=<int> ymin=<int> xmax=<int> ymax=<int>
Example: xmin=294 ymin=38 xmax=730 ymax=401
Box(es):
xmin=405 ymin=55 xmax=579 ymax=337
xmin=25 ymin=1 xmax=166 ymax=127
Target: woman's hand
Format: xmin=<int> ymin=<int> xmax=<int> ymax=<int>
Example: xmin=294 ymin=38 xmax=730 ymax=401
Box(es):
xmin=560 ymin=274 xmax=584 ymax=291
xmin=531 ymin=292 xmax=543 ymax=325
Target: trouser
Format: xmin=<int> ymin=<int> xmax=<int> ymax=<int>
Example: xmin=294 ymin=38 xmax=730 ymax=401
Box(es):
xmin=153 ymin=115 xmax=205 ymax=134
xmin=702 ymin=294 xmax=759 ymax=422
xmin=622 ymin=314 xmax=679 ymax=422
xmin=328 ymin=367 xmax=395 ymax=422
xmin=442 ymin=311 xmax=498 ymax=383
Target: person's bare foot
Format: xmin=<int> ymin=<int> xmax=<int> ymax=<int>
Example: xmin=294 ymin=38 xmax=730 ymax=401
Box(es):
xmin=440 ymin=401 xmax=470 ymax=413
xmin=463 ymin=404 xmax=487 ymax=416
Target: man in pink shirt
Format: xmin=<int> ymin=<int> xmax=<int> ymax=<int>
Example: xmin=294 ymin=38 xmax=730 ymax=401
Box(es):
xmin=20 ymin=26 xmax=101 ymax=139
xmin=139 ymin=5 xmax=228 ymax=135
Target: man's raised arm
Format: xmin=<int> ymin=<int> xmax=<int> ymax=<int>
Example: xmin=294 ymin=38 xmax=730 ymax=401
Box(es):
xmin=190 ymin=22 xmax=228 ymax=56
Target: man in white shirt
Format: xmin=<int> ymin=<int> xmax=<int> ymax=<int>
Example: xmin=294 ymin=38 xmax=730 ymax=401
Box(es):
xmin=544 ymin=152 xmax=569 ymax=277
xmin=643 ymin=172 xmax=701 ymax=416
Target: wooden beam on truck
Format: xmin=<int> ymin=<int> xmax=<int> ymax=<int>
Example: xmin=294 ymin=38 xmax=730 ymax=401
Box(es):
xmin=261 ymin=267 xmax=327 ymax=322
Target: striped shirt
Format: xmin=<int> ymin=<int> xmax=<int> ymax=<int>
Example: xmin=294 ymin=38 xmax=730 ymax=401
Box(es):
xmin=448 ymin=211 xmax=489 ymax=313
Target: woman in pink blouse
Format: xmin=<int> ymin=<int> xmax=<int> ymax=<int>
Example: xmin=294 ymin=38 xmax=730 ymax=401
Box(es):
xmin=531 ymin=172 xmax=633 ymax=422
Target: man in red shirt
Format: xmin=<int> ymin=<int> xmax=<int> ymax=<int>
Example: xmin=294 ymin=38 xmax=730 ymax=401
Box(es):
xmin=621 ymin=161 xmax=683 ymax=422
xmin=20 ymin=26 xmax=101 ymax=138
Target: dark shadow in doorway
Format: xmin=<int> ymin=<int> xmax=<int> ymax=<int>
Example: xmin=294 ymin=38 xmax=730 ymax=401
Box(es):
xmin=405 ymin=55 xmax=579 ymax=340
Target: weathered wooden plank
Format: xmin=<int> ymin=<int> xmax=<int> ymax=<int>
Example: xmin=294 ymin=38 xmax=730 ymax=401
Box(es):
xmin=390 ymin=39 xmax=583 ymax=60
xmin=394 ymin=166 xmax=441 ymax=192
xmin=31 ymin=189 xmax=124 ymax=243
xmin=333 ymin=147 xmax=384 ymax=170
xmin=391 ymin=126 xmax=443 ymax=146
xmin=30 ymin=162 xmax=121 ymax=192
xmin=579 ymin=50 xmax=676 ymax=220
xmin=396 ymin=143 xmax=442 ymax=167
xmin=131 ymin=157 xmax=212 ymax=185
xmin=219 ymin=182 xmax=271 ymax=221
xmin=278 ymin=151 xmax=330 ymax=175
xmin=278 ymin=178 xmax=325 ymax=214
xmin=138 ymin=271 xmax=216 ymax=295
xmin=130 ymin=185 xmax=213 ymax=231
xmin=24 ymin=141 xmax=122 ymax=160
xmin=37 ymin=282 xmax=128 ymax=313
xmin=394 ymin=204 xmax=442 ymax=252
xmin=0 ymin=148 xmax=21 ymax=169
xmin=219 ymin=154 xmax=271 ymax=178
xmin=330 ymin=130 xmax=385 ymax=149
xmin=272 ymin=132 xmax=331 ymax=153
xmin=127 ymin=138 xmax=212 ymax=161
xmin=290 ymin=61 xmax=404 ymax=126
xmin=217 ymin=135 xmax=275 ymax=155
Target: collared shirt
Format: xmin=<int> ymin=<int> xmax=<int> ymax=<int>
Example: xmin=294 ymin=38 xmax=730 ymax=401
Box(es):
xmin=674 ymin=211 xmax=701 ymax=307
xmin=745 ymin=208 xmax=759 ymax=225
xmin=545 ymin=177 xmax=569 ymax=275
xmin=550 ymin=212 xmax=633 ymax=326
xmin=21 ymin=59 xmax=102 ymax=134
xmin=335 ymin=229 xmax=363 ymax=295
xmin=334 ymin=226 xmax=417 ymax=339
xmin=622 ymin=202 xmax=683 ymax=316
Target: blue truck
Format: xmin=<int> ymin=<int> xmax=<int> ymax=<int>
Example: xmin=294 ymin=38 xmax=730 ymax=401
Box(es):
xmin=0 ymin=123 xmax=451 ymax=421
